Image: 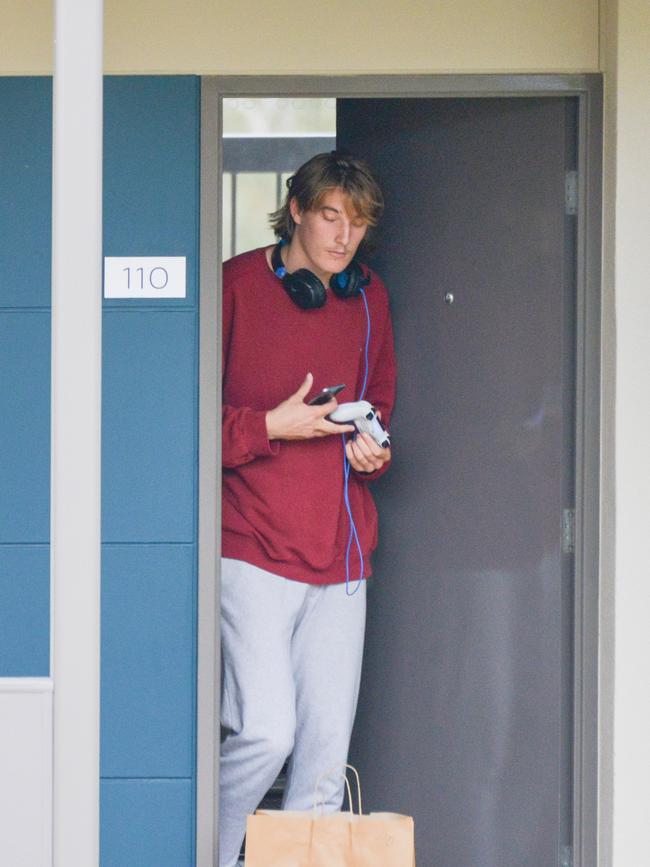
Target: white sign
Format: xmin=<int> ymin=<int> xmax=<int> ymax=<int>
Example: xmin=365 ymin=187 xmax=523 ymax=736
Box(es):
xmin=103 ymin=256 xmax=187 ymax=299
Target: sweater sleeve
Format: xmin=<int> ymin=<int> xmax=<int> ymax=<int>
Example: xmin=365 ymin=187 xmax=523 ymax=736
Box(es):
xmin=354 ymin=293 xmax=397 ymax=483
xmin=221 ymin=405 xmax=279 ymax=468
xmin=221 ymin=263 xmax=280 ymax=469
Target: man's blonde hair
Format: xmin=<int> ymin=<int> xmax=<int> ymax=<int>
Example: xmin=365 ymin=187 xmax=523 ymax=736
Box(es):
xmin=269 ymin=152 xmax=384 ymax=250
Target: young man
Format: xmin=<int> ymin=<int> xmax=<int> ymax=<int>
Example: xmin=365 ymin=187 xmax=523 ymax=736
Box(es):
xmin=219 ymin=152 xmax=396 ymax=866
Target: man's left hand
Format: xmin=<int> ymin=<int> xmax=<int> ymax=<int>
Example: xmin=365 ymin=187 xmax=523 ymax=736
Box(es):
xmin=345 ymin=432 xmax=391 ymax=474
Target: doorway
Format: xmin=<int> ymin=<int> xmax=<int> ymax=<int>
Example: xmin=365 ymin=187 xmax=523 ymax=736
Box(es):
xmin=198 ymin=75 xmax=602 ymax=867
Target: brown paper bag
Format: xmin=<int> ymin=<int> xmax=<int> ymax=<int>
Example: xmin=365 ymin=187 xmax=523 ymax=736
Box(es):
xmin=244 ymin=766 xmax=415 ymax=866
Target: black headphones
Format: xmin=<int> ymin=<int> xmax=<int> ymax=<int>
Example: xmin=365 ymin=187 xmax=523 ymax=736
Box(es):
xmin=271 ymin=242 xmax=371 ymax=310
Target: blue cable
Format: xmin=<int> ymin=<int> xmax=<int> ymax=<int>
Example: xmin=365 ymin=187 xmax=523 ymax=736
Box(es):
xmin=342 ymin=287 xmax=371 ymax=596
xmin=358 ymin=288 xmax=371 ymax=402
xmin=342 ymin=437 xmax=365 ymax=596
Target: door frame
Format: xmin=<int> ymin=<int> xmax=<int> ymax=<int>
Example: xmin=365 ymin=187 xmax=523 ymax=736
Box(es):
xmin=198 ymin=73 xmax=603 ymax=867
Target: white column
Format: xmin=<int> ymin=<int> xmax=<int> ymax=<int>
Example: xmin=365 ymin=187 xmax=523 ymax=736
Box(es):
xmin=51 ymin=1 xmax=103 ymax=866
xmin=611 ymin=2 xmax=650 ymax=866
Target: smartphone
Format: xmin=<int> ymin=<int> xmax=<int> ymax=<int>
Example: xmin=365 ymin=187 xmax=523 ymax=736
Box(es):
xmin=308 ymin=384 xmax=346 ymax=406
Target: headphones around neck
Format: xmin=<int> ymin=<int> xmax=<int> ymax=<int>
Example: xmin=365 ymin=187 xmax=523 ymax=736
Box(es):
xmin=271 ymin=242 xmax=371 ymax=310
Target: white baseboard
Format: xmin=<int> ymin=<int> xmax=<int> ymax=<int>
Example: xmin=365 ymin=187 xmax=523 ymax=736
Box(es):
xmin=0 ymin=678 xmax=53 ymax=867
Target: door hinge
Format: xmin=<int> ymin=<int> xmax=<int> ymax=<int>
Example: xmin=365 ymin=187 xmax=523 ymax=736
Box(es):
xmin=565 ymin=170 xmax=578 ymax=215
xmin=560 ymin=844 xmax=573 ymax=867
xmin=562 ymin=509 xmax=576 ymax=555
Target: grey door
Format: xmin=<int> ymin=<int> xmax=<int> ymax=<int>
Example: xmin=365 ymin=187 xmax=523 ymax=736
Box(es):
xmin=338 ymin=97 xmax=577 ymax=866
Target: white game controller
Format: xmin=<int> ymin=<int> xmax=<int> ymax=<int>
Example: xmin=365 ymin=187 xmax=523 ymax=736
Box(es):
xmin=328 ymin=400 xmax=391 ymax=449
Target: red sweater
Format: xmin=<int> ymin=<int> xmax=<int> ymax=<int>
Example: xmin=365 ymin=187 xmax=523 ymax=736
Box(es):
xmin=221 ymin=247 xmax=396 ymax=584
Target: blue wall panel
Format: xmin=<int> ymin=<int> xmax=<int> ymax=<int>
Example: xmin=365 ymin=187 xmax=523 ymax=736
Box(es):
xmin=0 ymin=77 xmax=52 ymax=309
xmin=101 ymin=544 xmax=195 ymax=777
xmin=101 ymin=76 xmax=200 ymax=866
xmin=103 ymin=76 xmax=199 ymax=309
xmin=0 ymin=546 xmax=49 ymax=675
xmin=0 ymin=311 xmax=51 ymax=543
xmin=102 ymin=310 xmax=196 ymax=543
xmin=0 ymin=75 xmax=200 ymax=863
xmin=101 ymin=779 xmax=193 ymax=867
xmin=0 ymin=77 xmax=51 ymax=676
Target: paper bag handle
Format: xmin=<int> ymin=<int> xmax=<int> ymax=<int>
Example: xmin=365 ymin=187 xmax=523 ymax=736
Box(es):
xmin=312 ymin=764 xmax=363 ymax=816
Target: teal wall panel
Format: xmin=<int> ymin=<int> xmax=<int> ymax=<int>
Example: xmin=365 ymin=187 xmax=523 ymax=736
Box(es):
xmin=0 ymin=77 xmax=52 ymax=309
xmin=101 ymin=779 xmax=193 ymax=867
xmin=101 ymin=544 xmax=195 ymax=777
xmin=102 ymin=310 xmax=197 ymax=543
xmin=0 ymin=74 xmax=200 ymax=864
xmin=0 ymin=76 xmax=51 ymax=676
xmin=103 ymin=76 xmax=199 ymax=309
xmin=0 ymin=311 xmax=50 ymax=543
xmin=100 ymin=75 xmax=200 ymax=866
xmin=0 ymin=546 xmax=49 ymax=675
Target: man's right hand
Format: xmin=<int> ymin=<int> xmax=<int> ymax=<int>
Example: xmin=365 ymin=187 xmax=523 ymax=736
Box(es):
xmin=265 ymin=373 xmax=355 ymax=441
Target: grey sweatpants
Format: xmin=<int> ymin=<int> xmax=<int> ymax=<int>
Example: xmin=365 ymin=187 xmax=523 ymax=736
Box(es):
xmin=218 ymin=557 xmax=367 ymax=867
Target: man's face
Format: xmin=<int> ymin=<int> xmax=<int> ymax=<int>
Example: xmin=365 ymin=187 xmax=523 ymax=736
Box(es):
xmin=289 ymin=188 xmax=369 ymax=284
